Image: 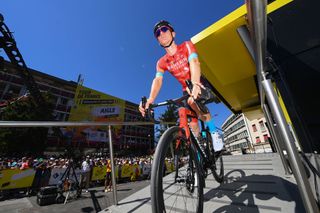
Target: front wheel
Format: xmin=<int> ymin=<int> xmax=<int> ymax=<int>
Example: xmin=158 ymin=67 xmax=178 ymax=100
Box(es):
xmin=151 ymin=126 xmax=204 ymax=213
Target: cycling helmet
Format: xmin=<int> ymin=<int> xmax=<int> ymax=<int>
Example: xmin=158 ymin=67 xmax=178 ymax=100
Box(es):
xmin=153 ymin=20 xmax=174 ymax=37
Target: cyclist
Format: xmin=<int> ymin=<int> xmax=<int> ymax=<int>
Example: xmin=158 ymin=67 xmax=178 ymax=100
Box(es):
xmin=139 ymin=20 xmax=223 ymax=153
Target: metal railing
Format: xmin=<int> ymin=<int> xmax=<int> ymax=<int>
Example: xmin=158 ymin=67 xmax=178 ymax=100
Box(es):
xmin=0 ymin=120 xmax=174 ymax=205
xmin=245 ymin=0 xmax=319 ymax=212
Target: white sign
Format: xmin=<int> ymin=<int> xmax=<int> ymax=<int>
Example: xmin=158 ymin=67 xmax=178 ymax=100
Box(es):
xmin=91 ymin=106 xmax=120 ymax=117
xmin=142 ymin=164 xmax=151 ymax=176
xmin=82 ymin=128 xmax=107 ymax=142
xmin=87 ymin=131 xmax=107 ymax=142
xmin=49 ymin=168 xmax=82 ymax=185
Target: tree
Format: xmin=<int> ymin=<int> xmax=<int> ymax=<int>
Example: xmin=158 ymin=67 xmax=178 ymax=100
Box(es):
xmin=155 ymin=104 xmax=179 ymax=142
xmin=0 ymin=93 xmax=54 ymax=156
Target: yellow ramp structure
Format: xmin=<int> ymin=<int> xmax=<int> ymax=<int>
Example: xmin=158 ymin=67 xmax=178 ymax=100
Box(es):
xmin=191 ymin=0 xmax=292 ymax=113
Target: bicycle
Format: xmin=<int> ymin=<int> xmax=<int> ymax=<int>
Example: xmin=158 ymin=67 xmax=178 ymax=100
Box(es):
xmin=142 ymin=80 xmax=224 ymax=213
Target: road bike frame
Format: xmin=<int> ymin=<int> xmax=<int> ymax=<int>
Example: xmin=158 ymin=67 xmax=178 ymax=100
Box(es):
xmin=177 ymin=107 xmax=212 ymax=167
xmin=145 ymin=94 xmax=217 ymax=179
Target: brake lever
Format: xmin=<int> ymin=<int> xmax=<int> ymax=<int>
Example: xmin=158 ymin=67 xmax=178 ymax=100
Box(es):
xmin=141 ymin=96 xmax=147 ymax=109
xmin=185 ymin=79 xmax=193 ymax=93
xmin=141 ymin=96 xmax=155 ymax=122
xmin=141 ymin=96 xmax=149 ymax=119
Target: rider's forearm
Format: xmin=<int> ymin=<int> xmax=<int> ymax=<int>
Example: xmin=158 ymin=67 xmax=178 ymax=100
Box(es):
xmin=190 ymin=58 xmax=201 ymax=84
xmin=148 ymin=77 xmax=162 ymax=103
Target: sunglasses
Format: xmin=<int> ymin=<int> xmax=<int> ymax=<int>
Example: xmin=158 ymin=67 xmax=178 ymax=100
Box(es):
xmin=155 ymin=26 xmax=170 ymax=37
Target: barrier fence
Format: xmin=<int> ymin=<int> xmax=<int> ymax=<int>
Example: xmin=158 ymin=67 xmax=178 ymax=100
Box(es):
xmin=0 ymin=161 xmax=175 ymax=191
xmin=0 ymin=121 xmax=174 ymax=205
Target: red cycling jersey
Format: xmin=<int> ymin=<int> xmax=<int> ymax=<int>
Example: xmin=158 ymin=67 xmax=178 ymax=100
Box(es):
xmin=157 ymin=41 xmax=197 ymax=91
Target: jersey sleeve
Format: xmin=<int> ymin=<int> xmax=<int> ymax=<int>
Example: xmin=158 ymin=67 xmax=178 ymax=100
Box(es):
xmin=185 ymin=41 xmax=198 ymax=62
xmin=157 ymin=57 xmax=167 ymax=71
xmin=185 ymin=41 xmax=197 ymax=54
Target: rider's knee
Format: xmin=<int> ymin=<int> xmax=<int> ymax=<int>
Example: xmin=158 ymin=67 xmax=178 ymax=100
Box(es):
xmin=199 ymin=113 xmax=211 ymax=122
xmin=189 ymin=121 xmax=198 ymax=129
xmin=187 ymin=97 xmax=194 ymax=105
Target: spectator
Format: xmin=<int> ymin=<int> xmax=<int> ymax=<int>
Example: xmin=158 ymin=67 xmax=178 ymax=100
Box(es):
xmin=31 ymin=158 xmax=44 ymax=193
xmin=104 ymin=159 xmax=112 ymax=192
xmin=80 ymin=156 xmax=91 ymax=193
xmin=0 ymin=160 xmax=5 ymax=170
xmin=62 ymin=159 xmax=69 ymax=169
xmin=41 ymin=159 xmax=51 ymax=187
xmin=10 ymin=161 xmax=18 ymax=169
xmin=53 ymin=159 xmax=60 ymax=168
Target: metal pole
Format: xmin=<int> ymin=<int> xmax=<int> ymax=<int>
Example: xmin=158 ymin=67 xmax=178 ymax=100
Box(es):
xmin=246 ymin=0 xmax=319 ymax=211
xmin=263 ymin=103 xmax=291 ymax=175
xmin=108 ymin=125 xmax=118 ymax=205
xmin=0 ymin=121 xmax=175 ymax=127
xmin=288 ymin=124 xmax=302 ymax=151
xmin=262 ymin=79 xmax=319 ymax=212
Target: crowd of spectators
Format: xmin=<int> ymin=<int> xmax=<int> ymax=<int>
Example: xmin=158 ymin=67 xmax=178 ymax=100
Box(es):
xmin=0 ymin=153 xmax=154 ymax=194
xmin=0 ymin=154 xmax=153 ymax=171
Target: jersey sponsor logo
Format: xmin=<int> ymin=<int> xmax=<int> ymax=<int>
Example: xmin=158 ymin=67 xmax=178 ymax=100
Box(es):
xmin=167 ymin=57 xmax=188 ymax=71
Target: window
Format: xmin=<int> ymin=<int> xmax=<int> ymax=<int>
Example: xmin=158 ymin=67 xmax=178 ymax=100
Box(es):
xmin=252 ymin=124 xmax=257 ymax=132
xmin=256 ymin=136 xmax=261 ymax=143
xmin=263 ymin=134 xmax=269 ymax=143
xmin=259 ymin=121 xmax=266 ymax=132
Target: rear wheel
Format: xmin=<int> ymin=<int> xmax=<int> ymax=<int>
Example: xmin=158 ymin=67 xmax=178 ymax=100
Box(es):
xmin=151 ymin=126 xmax=203 ymax=213
xmin=206 ymin=130 xmax=224 ymax=183
xmin=211 ymin=154 xmax=224 ymax=183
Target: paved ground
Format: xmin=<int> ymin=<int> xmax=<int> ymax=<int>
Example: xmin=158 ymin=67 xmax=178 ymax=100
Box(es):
xmin=0 ymin=180 xmax=150 ymax=213
xmin=0 ymin=153 xmax=311 ymax=213
xmin=103 ymin=153 xmax=307 ymax=213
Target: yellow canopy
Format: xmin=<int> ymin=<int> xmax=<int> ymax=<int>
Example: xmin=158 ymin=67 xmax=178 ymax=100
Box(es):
xmin=191 ymin=0 xmax=292 ymax=113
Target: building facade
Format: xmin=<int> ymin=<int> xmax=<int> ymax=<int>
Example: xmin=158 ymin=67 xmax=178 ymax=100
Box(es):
xmin=123 ymin=101 xmax=154 ymax=152
xmin=222 ymin=113 xmax=273 ymax=154
xmin=247 ymin=116 xmax=273 ymax=153
xmin=0 ymin=60 xmax=153 ymax=154
xmin=0 ymin=60 xmax=76 ymax=122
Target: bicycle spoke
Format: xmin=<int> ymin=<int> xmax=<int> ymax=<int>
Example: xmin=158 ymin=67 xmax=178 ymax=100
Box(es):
xmin=169 ymin=186 xmax=181 ymax=212
xmin=151 ymin=126 xmax=203 ymax=213
xmin=162 ymin=164 xmax=199 ymax=212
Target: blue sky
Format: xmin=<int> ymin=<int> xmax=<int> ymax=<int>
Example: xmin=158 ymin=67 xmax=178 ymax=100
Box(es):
xmin=1 ymin=0 xmax=242 ymax=127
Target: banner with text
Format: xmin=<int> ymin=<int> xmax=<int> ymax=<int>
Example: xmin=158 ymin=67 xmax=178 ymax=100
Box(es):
xmin=67 ymin=85 xmax=125 ymax=145
xmin=0 ymin=169 xmax=35 ymax=190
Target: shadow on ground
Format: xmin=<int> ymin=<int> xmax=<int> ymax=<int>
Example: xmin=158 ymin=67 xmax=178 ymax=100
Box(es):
xmin=204 ymin=169 xmax=305 ymax=213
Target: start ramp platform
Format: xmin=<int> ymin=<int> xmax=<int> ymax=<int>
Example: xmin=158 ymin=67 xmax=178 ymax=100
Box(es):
xmin=101 ymin=154 xmax=305 ymax=213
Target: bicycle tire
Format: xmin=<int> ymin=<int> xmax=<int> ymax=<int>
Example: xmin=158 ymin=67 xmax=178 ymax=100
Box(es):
xmin=206 ymin=131 xmax=224 ymax=183
xmin=151 ymin=126 xmax=204 ymax=213
xmin=174 ymin=151 xmax=180 ymax=180
xmin=211 ymin=154 xmax=224 ymax=183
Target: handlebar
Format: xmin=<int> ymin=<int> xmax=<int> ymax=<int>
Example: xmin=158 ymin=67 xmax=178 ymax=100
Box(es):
xmin=140 ymin=94 xmax=189 ymax=123
xmin=149 ymin=94 xmax=189 ymax=109
xmin=141 ymin=79 xmax=218 ymax=121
